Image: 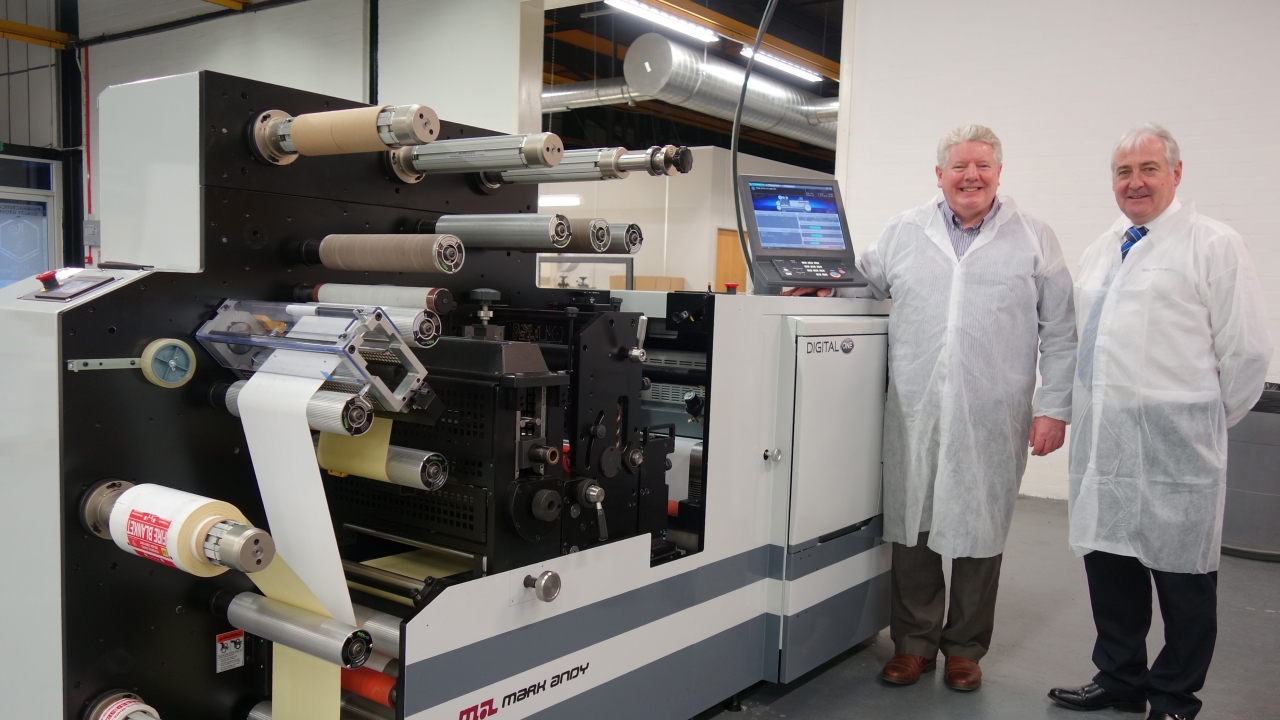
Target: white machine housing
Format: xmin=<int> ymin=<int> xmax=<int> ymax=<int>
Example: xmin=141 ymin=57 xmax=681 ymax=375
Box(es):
xmin=396 ymin=292 xmax=890 ymax=719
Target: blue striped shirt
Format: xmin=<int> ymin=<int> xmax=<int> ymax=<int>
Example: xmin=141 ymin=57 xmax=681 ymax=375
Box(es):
xmin=939 ymin=198 xmax=1002 ymax=259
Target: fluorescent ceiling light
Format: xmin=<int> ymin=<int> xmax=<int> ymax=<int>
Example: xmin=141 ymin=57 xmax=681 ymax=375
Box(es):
xmin=741 ymin=47 xmax=823 ymax=83
xmin=604 ymin=0 xmax=719 ymax=43
xmin=539 ymin=194 xmax=583 ymax=208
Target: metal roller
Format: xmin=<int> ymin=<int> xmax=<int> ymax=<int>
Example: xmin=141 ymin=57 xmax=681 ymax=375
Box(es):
xmin=386 ymin=445 xmax=450 ymax=491
xmin=498 ymin=145 xmax=693 ymax=184
xmin=301 ymin=234 xmax=465 ymax=274
xmin=316 ymin=438 xmax=450 ymax=491
xmin=219 ymin=381 xmax=375 ymax=436
xmin=563 ymin=218 xmax=611 ymax=253
xmin=618 ymin=145 xmax=694 ymax=176
xmin=250 ymin=104 xmax=438 ymax=165
xmin=605 ymin=223 xmax=643 ymax=254
xmin=382 ymin=307 xmax=443 ymax=348
xmin=430 ymin=213 xmax=572 ymax=250
xmin=353 ymin=604 xmax=403 ymax=659
xmin=298 ymin=283 xmax=456 ymax=314
xmin=220 ymin=591 xmax=373 ymax=669
xmin=499 ymin=147 xmax=626 ymax=183
xmin=387 ymin=132 xmax=563 ymax=183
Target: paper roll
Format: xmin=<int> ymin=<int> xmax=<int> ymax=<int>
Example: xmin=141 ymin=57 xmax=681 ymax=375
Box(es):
xmin=289 ymin=106 xmax=388 ymax=156
xmin=107 ymin=484 xmax=248 ymax=578
xmin=94 ymin=696 xmax=160 ymax=720
xmin=564 ymin=218 xmax=611 ymax=252
xmin=318 ymin=234 xmax=465 ymax=274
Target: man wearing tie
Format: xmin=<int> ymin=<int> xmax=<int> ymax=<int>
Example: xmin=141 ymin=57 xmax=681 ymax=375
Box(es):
xmin=1049 ymin=124 xmax=1273 ymax=720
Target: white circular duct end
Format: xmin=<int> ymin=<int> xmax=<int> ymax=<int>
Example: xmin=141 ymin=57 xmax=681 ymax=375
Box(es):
xmin=623 ymin=33 xmax=679 ymax=97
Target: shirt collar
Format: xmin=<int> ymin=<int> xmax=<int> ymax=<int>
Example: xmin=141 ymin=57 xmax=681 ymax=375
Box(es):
xmin=1118 ymin=197 xmax=1182 ymax=236
xmin=939 ymin=197 xmax=1002 ymax=230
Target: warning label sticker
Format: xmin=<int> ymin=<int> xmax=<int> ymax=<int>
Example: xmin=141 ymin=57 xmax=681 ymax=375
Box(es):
xmin=216 ymin=629 xmax=246 ymax=673
xmin=125 ymin=510 xmax=176 ymax=568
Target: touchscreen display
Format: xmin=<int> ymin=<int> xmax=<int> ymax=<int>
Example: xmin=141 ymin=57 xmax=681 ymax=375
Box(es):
xmin=748 ymin=181 xmax=847 ymax=251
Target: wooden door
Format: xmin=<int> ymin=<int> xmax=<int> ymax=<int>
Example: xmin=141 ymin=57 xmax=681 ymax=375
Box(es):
xmin=714 ymin=228 xmax=748 ymax=292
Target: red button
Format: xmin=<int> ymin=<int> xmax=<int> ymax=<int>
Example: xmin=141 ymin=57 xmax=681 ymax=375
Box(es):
xmin=36 ymin=270 xmax=60 ymax=290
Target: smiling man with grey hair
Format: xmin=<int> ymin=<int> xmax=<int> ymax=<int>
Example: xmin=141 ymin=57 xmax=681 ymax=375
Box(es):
xmin=787 ymin=124 xmax=1076 ymax=691
xmin=1048 ymin=123 xmax=1272 ymax=720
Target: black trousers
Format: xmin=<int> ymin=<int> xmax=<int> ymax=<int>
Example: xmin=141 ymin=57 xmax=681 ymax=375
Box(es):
xmin=1084 ymin=550 xmax=1218 ymax=719
xmin=891 ymin=532 xmax=1004 ymax=661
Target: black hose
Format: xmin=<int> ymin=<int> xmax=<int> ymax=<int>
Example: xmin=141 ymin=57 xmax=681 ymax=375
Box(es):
xmin=731 ymin=0 xmax=781 ymax=293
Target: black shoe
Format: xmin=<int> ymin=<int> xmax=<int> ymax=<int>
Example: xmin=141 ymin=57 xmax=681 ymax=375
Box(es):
xmin=1146 ymin=713 xmax=1189 ymax=720
xmin=1048 ymin=683 xmax=1146 ymax=712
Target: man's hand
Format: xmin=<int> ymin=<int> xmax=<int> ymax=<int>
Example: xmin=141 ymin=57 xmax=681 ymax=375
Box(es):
xmin=1029 ymin=416 xmax=1066 ymax=456
xmin=781 ymin=287 xmax=834 ymax=297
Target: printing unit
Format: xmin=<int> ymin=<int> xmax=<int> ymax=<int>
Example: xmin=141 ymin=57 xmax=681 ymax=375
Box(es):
xmin=0 ymin=72 xmax=890 ymax=720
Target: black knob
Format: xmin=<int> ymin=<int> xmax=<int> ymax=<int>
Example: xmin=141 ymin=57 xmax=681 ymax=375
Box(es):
xmin=672 ymin=146 xmax=694 ymax=174
xmin=683 ymin=390 xmax=704 ymax=419
xmin=469 ymin=288 xmax=501 ymax=303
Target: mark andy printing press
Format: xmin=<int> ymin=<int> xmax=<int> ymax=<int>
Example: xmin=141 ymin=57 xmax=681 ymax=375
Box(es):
xmin=0 ymin=72 xmax=891 ymax=720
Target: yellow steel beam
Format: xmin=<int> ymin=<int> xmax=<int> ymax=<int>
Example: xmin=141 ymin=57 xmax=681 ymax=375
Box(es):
xmin=0 ymin=18 xmax=75 ymax=50
xmin=644 ymin=0 xmax=840 ymax=81
xmin=203 ymin=0 xmax=246 ymax=10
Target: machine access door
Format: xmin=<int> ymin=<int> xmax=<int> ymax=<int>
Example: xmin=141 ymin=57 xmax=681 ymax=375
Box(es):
xmin=786 ymin=316 xmax=887 ymax=548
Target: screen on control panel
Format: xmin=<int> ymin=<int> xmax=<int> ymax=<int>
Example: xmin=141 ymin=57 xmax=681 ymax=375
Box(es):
xmin=747 ymin=181 xmax=847 ymax=251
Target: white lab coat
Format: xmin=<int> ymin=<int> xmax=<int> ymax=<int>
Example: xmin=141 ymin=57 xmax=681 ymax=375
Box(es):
xmin=853 ymin=196 xmax=1076 ymax=558
xmin=1068 ymin=200 xmax=1273 ymax=574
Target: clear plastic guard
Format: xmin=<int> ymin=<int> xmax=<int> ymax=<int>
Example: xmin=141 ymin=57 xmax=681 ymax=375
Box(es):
xmin=195 ymin=299 xmax=428 ymax=412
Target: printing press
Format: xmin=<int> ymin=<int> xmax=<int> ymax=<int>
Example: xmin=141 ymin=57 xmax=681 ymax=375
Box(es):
xmin=0 ymin=72 xmax=893 ymax=720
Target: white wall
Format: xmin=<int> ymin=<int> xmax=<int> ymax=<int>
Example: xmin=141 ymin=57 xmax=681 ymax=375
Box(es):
xmin=86 ymin=0 xmax=368 ymax=216
xmin=379 ymin=0 xmax=545 ymax=135
xmin=835 ymin=0 xmax=1280 ymax=498
xmin=539 ymin=146 xmax=832 ymax=291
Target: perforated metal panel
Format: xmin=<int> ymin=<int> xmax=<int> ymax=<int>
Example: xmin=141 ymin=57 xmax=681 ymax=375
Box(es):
xmin=328 ymin=476 xmax=487 ymax=543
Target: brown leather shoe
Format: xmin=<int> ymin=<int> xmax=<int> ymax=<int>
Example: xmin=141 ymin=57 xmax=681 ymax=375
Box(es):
xmin=944 ymin=656 xmax=982 ymax=691
xmin=880 ymin=654 xmax=937 ymax=685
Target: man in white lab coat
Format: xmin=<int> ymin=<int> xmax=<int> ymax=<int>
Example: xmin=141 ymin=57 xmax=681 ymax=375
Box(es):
xmin=788 ymin=125 xmax=1077 ymax=691
xmin=1049 ymin=124 xmax=1272 ymax=720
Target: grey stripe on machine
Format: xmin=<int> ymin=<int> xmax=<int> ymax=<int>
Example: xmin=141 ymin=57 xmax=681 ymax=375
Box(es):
xmin=778 ymin=571 xmax=891 ymax=683
xmin=522 ymin=616 xmax=769 ymax=720
xmin=403 ymin=545 xmax=773 ymax=715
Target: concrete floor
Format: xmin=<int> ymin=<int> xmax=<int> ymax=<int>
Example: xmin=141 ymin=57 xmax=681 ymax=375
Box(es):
xmin=696 ymin=497 xmax=1280 ymax=720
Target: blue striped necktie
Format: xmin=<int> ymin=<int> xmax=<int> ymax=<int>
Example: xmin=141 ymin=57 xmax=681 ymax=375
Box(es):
xmin=1078 ymin=226 xmax=1150 ymax=387
xmin=1121 ymin=225 xmax=1149 ymax=261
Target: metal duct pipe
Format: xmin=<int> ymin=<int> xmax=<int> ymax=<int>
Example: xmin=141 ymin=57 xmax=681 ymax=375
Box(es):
xmin=541 ymin=77 xmax=650 ymax=112
xmin=540 ymin=33 xmax=839 ymax=150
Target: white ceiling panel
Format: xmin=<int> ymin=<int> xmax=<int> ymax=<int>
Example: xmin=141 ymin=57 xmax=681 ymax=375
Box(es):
xmin=80 ymin=0 xmax=228 ymax=39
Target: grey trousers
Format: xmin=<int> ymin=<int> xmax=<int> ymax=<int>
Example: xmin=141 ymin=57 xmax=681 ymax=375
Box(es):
xmin=890 ymin=531 xmax=1004 ymax=662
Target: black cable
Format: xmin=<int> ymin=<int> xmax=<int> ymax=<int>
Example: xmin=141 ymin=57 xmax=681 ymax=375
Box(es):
xmin=731 ymin=0 xmax=781 ymax=293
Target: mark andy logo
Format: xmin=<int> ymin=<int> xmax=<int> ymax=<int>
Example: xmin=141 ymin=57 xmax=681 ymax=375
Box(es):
xmin=458 ymin=662 xmax=590 ymax=719
xmin=805 ymin=337 xmax=855 ymax=354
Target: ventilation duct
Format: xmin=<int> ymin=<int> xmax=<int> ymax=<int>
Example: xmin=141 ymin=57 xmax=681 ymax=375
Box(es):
xmin=540 ymin=33 xmax=838 ymax=150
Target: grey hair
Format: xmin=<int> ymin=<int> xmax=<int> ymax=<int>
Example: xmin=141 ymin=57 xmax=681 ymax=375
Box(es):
xmin=936 ymin=124 xmax=1003 ymax=167
xmin=1112 ymin=123 xmax=1180 ymax=171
